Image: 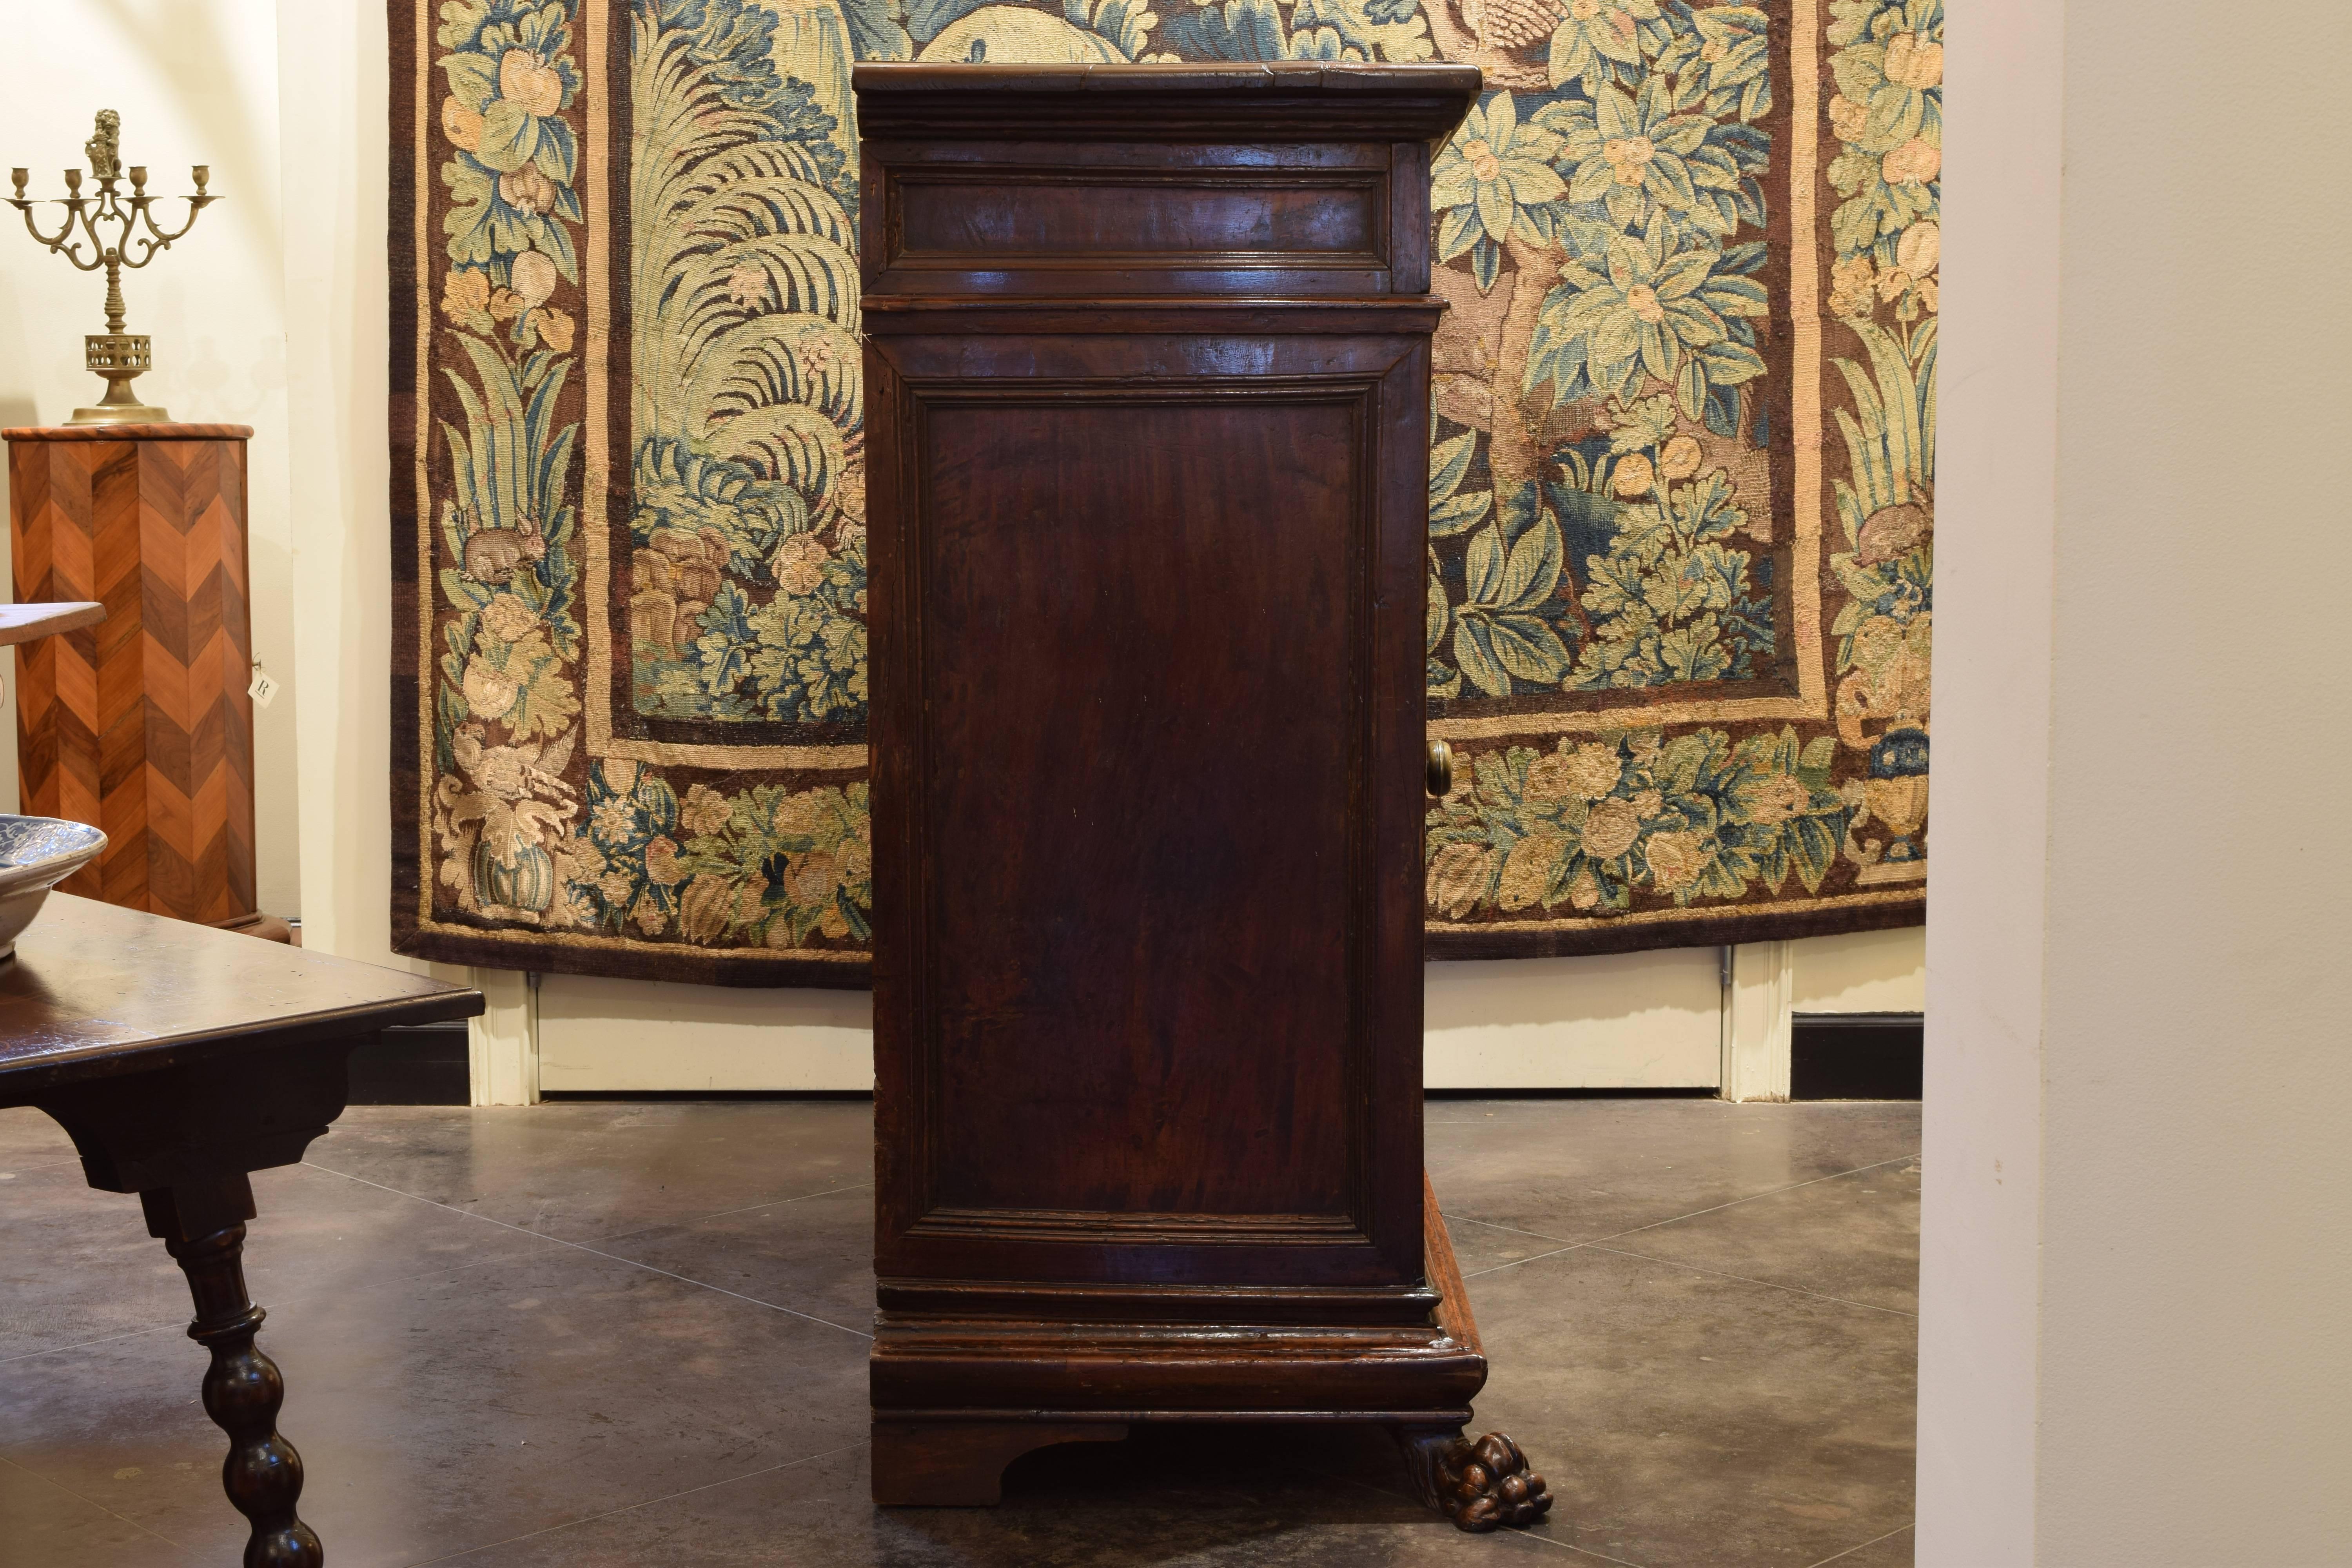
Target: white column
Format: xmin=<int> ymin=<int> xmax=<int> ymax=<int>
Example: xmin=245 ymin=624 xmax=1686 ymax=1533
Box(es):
xmin=1719 ymin=940 xmax=1793 ymax=1102
xmin=278 ymin=0 xmax=407 ymax=971
xmin=1916 ymin=0 xmax=2062 ymax=1553
xmin=469 ymin=968 xmax=539 ymax=1107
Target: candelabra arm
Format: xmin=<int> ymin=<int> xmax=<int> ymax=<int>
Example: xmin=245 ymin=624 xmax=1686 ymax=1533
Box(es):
xmin=11 ymin=200 xmax=105 ymax=268
xmin=122 ymin=228 xmax=167 ymax=270
xmin=132 ymin=194 xmax=212 ymax=254
xmin=73 ymin=200 xmax=123 ymax=277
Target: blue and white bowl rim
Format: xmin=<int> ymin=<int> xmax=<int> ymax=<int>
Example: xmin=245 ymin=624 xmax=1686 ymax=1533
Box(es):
xmin=0 ymin=815 xmax=107 ymax=895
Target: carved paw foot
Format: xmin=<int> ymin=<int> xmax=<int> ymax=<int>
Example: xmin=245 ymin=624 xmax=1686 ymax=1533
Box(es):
xmin=1433 ymin=1432 xmax=1552 ymax=1532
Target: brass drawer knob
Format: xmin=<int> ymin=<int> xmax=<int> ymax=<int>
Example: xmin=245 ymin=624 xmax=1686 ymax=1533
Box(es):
xmin=1426 ymin=739 xmax=1453 ymax=798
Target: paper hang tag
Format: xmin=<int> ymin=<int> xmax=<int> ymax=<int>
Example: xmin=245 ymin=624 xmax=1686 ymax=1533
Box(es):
xmin=249 ymin=667 xmax=279 ymax=708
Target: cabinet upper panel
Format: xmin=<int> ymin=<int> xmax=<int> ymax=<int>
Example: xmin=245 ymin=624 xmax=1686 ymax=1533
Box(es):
xmin=855 ymin=64 xmax=1477 ymax=301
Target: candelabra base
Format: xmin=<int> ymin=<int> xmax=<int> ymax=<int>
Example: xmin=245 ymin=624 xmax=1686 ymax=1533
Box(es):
xmin=71 ymin=334 xmax=167 ymax=425
xmin=68 ymin=402 xmax=169 ymax=425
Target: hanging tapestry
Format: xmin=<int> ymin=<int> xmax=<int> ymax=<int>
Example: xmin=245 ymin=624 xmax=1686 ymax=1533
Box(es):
xmin=390 ymin=0 xmax=1935 ymax=983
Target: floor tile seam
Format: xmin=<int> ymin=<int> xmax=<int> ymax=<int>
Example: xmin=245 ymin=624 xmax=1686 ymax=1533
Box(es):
xmin=402 ymin=1439 xmax=872 ymax=1565
xmin=302 ymin=1161 xmax=877 ymax=1341
xmin=1461 ymin=1240 xmax=1593 ymax=1279
xmin=243 ymin=1236 xmax=583 ymax=1320
xmin=1442 ymin=1154 xmax=1922 ymax=1261
xmin=297 ymin=1158 xmax=582 ymax=1244
xmin=1575 ymin=1154 xmax=1922 ymax=1248
xmin=0 ymin=1229 xmax=577 ymax=1367
xmin=1440 ymin=1210 xmax=1579 ymax=1247
xmin=297 ymin=1155 xmax=872 ymax=1246
xmin=1578 ymin=1244 xmax=1920 ymax=1318
xmin=0 ymin=1318 xmax=187 ymax=1365
xmin=590 ymin=1178 xmax=878 ymax=1243
xmin=554 ymin=1241 xmax=877 ymax=1339
xmin=1454 ymin=1156 xmax=1917 ymax=1282
xmin=1802 ymin=1521 xmax=1915 ymax=1567
xmin=1321 ymin=1468 xmax=1626 ymax=1562
xmin=0 ymin=1450 xmax=192 ymax=1552
xmin=1519 ymin=1530 xmax=1654 ymax=1567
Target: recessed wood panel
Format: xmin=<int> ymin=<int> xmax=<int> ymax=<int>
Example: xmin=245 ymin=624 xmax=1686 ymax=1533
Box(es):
xmin=916 ymin=394 xmax=1363 ymax=1220
xmin=897 ymin=176 xmax=1380 ymax=261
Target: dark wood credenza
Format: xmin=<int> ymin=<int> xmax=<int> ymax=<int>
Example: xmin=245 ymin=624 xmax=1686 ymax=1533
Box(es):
xmin=858 ymin=64 xmax=1549 ymax=1530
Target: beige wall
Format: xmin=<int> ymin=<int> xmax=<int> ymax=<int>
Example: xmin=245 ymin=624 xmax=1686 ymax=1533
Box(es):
xmin=1791 ymin=924 xmax=1923 ymax=1014
xmin=0 ymin=5 xmax=301 ymax=917
xmin=1422 ymin=928 xmax=1922 ymax=1095
xmin=2036 ymin=0 xmax=2352 ymax=1553
xmin=1927 ymin=0 xmax=2352 ymax=1561
xmin=1424 ymin=949 xmax=1722 ymax=1090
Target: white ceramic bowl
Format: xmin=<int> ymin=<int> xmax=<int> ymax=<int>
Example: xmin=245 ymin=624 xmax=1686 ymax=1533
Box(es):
xmin=0 ymin=816 xmax=107 ymax=958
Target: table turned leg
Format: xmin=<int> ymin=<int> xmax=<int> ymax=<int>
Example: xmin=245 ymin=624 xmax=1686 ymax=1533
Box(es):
xmin=142 ymin=1177 xmax=323 ymax=1568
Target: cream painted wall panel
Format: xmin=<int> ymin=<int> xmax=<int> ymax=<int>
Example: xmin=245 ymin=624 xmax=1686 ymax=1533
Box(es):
xmin=1790 ymin=926 xmax=1924 ymax=1014
xmin=2033 ymin=0 xmax=2352 ymax=1558
xmin=1425 ymin=952 xmax=1722 ymax=1089
xmin=0 ymin=5 xmax=299 ymax=915
xmin=538 ymin=975 xmax=876 ymax=1094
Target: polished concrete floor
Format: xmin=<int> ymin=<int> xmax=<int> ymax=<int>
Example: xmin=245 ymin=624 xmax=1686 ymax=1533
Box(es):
xmin=0 ymin=1097 xmax=1919 ymax=1566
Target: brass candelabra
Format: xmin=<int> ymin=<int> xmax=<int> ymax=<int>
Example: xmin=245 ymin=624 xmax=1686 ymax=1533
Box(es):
xmin=5 ymin=110 xmax=217 ymax=425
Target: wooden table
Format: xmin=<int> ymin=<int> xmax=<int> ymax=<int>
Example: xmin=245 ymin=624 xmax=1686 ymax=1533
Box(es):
xmin=0 ymin=895 xmax=482 ymax=1566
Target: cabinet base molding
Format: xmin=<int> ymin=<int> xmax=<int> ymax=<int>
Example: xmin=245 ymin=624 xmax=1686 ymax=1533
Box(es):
xmin=872 ymin=1185 xmax=1550 ymax=1530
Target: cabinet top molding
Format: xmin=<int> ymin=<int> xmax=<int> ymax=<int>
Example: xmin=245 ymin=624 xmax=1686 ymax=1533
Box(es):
xmin=852 ymin=62 xmax=1481 ymax=143
xmin=2 ymin=422 xmax=252 ymax=443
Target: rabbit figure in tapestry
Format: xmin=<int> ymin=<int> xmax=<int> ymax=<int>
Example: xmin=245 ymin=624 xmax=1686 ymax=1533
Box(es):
xmin=459 ymin=511 xmax=547 ymax=584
